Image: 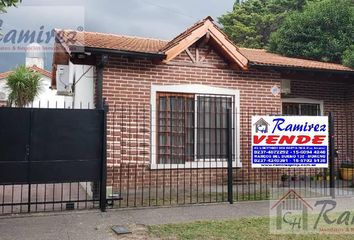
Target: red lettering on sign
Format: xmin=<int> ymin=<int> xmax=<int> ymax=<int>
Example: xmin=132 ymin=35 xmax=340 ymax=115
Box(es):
xmin=312 ymin=135 xmax=326 ymax=144
xmin=278 ymin=135 xmax=296 ymax=144
xmin=296 ymin=135 xmax=311 ymax=144
xmin=253 ymin=135 xmax=326 ymax=145
xmin=266 ymin=135 xmax=279 ymax=144
xmin=253 ymin=135 xmax=266 ymax=144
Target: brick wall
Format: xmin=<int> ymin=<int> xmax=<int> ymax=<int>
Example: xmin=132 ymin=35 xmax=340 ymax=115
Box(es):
xmin=345 ymin=81 xmax=354 ymax=165
xmin=102 ymin=44 xmax=283 ymax=190
xmin=102 ymin=43 xmax=353 ymax=191
xmin=289 ymin=78 xmax=353 ymax=170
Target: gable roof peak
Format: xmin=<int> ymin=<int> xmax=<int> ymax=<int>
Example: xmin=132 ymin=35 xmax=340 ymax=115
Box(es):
xmin=161 ymin=16 xmax=248 ymax=69
xmin=204 ymin=16 xmax=214 ymax=22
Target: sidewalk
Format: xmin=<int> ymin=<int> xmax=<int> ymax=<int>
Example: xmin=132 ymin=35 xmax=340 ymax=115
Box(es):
xmin=0 ymin=201 xmax=270 ymax=240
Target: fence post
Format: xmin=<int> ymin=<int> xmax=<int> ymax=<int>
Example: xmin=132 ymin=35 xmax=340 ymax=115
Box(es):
xmin=27 ymin=109 xmax=33 ymax=213
xmin=100 ymin=99 xmax=108 ymax=212
xmin=227 ymin=108 xmax=234 ymax=204
xmin=328 ymin=112 xmax=335 ymax=198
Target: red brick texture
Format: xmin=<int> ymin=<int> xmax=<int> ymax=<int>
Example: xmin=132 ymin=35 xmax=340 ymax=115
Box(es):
xmin=102 ymin=43 xmax=353 ymax=192
xmin=289 ymin=78 xmax=354 ymax=170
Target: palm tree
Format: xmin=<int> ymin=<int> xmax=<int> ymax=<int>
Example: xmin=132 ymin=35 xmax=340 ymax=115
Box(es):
xmin=6 ymin=65 xmax=42 ymax=107
xmin=0 ymin=0 xmax=21 ymax=13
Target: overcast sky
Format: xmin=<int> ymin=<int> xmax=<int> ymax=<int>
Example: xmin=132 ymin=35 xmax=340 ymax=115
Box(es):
xmin=0 ymin=0 xmax=233 ymax=72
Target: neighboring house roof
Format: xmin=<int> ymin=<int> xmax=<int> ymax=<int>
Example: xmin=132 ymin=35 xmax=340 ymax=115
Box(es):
xmin=29 ymin=66 xmax=52 ymax=78
xmin=0 ymin=66 xmax=52 ymax=80
xmin=0 ymin=71 xmax=12 ymax=79
xmin=55 ymin=16 xmax=354 ymax=73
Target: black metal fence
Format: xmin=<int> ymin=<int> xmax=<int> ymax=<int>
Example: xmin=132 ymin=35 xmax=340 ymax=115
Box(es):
xmin=104 ymin=99 xmax=354 ymax=209
xmin=1 ymin=99 xmax=354 ymax=214
xmin=0 ymin=104 xmax=107 ymax=215
xmin=0 ymin=182 xmax=99 ymax=214
xmin=105 ymin=96 xmax=237 ymax=208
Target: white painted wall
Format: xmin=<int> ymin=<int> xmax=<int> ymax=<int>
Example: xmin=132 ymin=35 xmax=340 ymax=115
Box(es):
xmin=70 ymin=63 xmax=95 ymax=109
xmin=0 ymin=80 xmax=8 ymax=103
xmin=25 ymin=57 xmax=44 ymax=69
xmin=32 ymin=77 xmax=71 ymax=108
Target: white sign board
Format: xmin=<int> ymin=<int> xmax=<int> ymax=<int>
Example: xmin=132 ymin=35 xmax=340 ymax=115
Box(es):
xmin=252 ymin=116 xmax=329 ymax=168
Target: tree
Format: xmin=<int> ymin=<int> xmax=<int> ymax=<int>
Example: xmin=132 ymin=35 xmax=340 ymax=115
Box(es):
xmin=269 ymin=0 xmax=354 ymax=67
xmin=6 ymin=65 xmax=42 ymax=107
xmin=0 ymin=0 xmax=21 ymax=13
xmin=343 ymin=46 xmax=354 ymax=69
xmin=218 ymin=0 xmax=315 ymax=48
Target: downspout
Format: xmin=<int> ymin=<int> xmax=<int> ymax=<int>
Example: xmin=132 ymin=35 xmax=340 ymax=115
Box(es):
xmin=93 ymin=54 xmax=108 ymax=202
xmin=96 ymin=54 xmax=108 ymax=109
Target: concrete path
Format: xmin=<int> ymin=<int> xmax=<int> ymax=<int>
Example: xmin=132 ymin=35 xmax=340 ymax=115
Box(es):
xmin=0 ymin=201 xmax=270 ymax=240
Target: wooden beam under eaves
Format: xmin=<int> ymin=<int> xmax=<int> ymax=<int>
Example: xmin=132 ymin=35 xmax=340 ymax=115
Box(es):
xmin=185 ymin=48 xmax=196 ymax=63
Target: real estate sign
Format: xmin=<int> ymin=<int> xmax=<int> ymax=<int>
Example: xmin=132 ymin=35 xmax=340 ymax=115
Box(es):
xmin=251 ymin=116 xmax=329 ymax=168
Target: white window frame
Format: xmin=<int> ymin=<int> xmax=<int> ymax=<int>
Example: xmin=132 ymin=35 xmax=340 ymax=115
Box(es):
xmin=150 ymin=84 xmax=241 ymax=169
xmin=281 ymin=98 xmax=324 ymax=115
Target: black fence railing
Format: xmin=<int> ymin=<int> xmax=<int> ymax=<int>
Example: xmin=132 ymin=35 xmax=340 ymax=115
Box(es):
xmin=0 ymin=182 xmax=100 ymax=214
xmin=1 ymin=99 xmax=354 ymax=214
xmin=106 ymin=96 xmax=237 ymax=208
xmin=105 ymin=102 xmax=354 ymax=208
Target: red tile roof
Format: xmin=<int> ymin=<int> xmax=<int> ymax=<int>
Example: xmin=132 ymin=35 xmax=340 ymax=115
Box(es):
xmin=0 ymin=66 xmax=52 ymax=79
xmin=56 ymin=29 xmax=167 ymax=54
xmin=0 ymin=70 xmax=12 ymax=79
xmin=239 ymin=48 xmax=353 ymax=72
xmin=55 ymin=18 xmax=354 ymax=73
xmin=29 ymin=66 xmax=52 ymax=78
xmin=160 ymin=17 xmax=212 ymax=52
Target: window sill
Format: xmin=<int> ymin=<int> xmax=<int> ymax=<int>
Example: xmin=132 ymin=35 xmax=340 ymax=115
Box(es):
xmin=150 ymin=161 xmax=242 ymax=170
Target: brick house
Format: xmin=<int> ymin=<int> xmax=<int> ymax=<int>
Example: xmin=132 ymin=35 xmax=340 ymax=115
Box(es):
xmin=52 ymin=17 xmax=354 ymax=193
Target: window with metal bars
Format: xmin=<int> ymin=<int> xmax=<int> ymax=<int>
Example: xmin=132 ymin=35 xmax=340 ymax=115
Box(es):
xmin=157 ymin=93 xmax=233 ymax=164
xmin=196 ymin=96 xmax=232 ymax=160
xmin=282 ymin=102 xmax=321 ymax=116
xmin=157 ymin=93 xmax=194 ymax=164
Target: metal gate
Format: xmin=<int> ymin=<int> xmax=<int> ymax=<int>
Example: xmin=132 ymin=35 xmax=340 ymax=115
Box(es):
xmin=0 ymin=106 xmax=107 ymax=214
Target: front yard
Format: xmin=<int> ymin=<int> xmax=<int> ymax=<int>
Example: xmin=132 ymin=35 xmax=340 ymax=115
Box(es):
xmin=148 ymin=217 xmax=353 ymax=240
